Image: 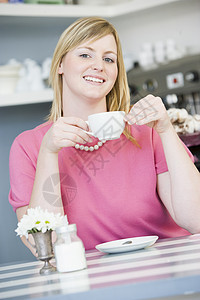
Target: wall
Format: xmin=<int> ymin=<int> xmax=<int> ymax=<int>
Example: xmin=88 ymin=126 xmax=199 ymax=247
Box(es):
xmin=0 ymin=0 xmax=200 ymax=264
xmin=112 ymin=0 xmax=200 ymax=64
xmin=1 ymin=0 xmax=200 ymax=65
xmin=0 ymin=103 xmax=52 ymax=264
xmin=0 ymin=17 xmax=75 ymax=64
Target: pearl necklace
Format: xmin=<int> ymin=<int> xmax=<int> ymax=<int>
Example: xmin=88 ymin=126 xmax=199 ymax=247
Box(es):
xmin=74 ymin=140 xmax=106 ymax=152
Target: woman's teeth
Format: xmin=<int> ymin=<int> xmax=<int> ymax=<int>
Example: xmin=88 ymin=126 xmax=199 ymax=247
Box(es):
xmin=84 ymin=76 xmax=104 ymax=83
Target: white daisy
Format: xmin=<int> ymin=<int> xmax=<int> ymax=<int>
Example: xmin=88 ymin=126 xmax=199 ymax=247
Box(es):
xmin=15 ymin=207 xmax=68 ymax=238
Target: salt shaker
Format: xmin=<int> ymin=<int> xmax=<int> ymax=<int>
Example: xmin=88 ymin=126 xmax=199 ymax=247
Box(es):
xmin=54 ymin=224 xmax=87 ymax=273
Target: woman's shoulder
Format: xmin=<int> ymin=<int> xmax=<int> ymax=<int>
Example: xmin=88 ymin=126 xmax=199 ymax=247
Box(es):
xmin=15 ymin=121 xmax=52 ymax=144
xmin=11 ymin=121 xmax=53 ymax=155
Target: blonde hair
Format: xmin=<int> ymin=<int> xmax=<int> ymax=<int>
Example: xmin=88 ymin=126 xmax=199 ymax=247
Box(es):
xmin=49 ymin=16 xmax=137 ymax=145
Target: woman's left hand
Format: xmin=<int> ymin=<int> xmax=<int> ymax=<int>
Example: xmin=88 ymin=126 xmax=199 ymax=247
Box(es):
xmin=125 ymin=94 xmax=171 ymax=134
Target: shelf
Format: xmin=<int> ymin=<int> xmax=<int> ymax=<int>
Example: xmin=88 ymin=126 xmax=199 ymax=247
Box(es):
xmin=0 ymin=0 xmax=182 ymax=18
xmin=0 ymin=0 xmax=184 ymax=107
xmin=0 ymin=89 xmax=53 ymax=107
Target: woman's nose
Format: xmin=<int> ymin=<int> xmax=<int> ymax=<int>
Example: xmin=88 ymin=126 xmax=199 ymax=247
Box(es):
xmin=91 ymin=58 xmax=103 ymax=71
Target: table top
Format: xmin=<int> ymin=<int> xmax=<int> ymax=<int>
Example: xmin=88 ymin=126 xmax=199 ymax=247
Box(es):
xmin=1 ymin=234 xmax=200 ymax=300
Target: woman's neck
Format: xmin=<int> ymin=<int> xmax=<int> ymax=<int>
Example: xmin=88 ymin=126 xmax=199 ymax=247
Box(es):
xmin=63 ymin=96 xmax=107 ymax=120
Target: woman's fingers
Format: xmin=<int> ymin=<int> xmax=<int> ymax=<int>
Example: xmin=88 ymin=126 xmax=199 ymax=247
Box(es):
xmin=126 ymin=95 xmax=159 ymax=123
xmin=42 ymin=117 xmax=93 ymax=153
xmin=60 ymin=117 xmax=89 ymax=131
xmin=21 ymin=236 xmax=38 ymax=257
xmin=126 ymin=109 xmax=159 ymax=125
xmin=56 ymin=131 xmax=91 ymax=147
xmin=125 ymin=94 xmax=170 ymax=133
xmin=54 ymin=122 xmax=92 ymax=144
xmin=125 ymin=95 xmax=164 ymax=123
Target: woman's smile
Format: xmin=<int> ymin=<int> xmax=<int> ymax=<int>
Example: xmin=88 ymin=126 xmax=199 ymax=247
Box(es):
xmin=83 ymin=75 xmax=105 ymax=84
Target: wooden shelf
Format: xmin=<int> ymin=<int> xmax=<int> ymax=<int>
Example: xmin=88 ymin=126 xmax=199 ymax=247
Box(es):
xmin=0 ymin=89 xmax=53 ymax=107
xmin=0 ymin=0 xmax=182 ymax=18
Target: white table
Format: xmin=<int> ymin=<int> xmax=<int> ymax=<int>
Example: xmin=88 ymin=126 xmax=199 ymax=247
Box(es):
xmin=1 ymin=235 xmax=200 ymax=299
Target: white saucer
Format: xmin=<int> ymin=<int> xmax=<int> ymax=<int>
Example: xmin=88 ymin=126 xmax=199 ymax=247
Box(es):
xmin=95 ymin=236 xmax=158 ymax=254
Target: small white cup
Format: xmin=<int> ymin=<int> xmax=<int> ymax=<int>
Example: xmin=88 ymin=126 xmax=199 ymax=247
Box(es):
xmin=84 ymin=111 xmax=125 ymax=141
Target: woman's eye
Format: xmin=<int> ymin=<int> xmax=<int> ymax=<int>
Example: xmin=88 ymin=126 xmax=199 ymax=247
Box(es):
xmin=80 ymin=54 xmax=90 ymax=58
xmin=104 ymin=57 xmax=114 ymax=63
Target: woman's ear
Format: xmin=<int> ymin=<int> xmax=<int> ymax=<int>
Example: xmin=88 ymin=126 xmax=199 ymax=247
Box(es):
xmin=58 ymin=60 xmax=63 ymax=74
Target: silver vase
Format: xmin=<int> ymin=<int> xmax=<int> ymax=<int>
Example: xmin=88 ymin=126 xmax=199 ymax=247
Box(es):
xmin=31 ymin=230 xmax=56 ymax=275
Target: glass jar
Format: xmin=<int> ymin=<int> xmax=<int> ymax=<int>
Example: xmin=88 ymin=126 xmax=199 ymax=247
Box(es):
xmin=54 ymin=224 xmax=87 ymax=273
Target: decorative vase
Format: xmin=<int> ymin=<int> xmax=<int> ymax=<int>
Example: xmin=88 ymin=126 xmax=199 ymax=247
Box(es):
xmin=31 ymin=230 xmax=56 ymax=275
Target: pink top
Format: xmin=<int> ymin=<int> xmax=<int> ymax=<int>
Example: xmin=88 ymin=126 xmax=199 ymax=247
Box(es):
xmin=9 ymin=122 xmax=192 ymax=250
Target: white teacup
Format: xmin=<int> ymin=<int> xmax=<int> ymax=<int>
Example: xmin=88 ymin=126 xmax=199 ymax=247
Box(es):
xmin=84 ymin=111 xmax=125 ymax=141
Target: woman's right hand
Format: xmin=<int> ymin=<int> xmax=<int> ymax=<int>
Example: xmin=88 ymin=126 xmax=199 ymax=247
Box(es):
xmin=21 ymin=235 xmax=38 ymax=257
xmin=41 ymin=117 xmax=92 ymax=153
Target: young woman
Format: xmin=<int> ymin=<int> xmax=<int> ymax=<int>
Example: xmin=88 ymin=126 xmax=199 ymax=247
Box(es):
xmin=9 ymin=17 xmax=200 ymax=256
